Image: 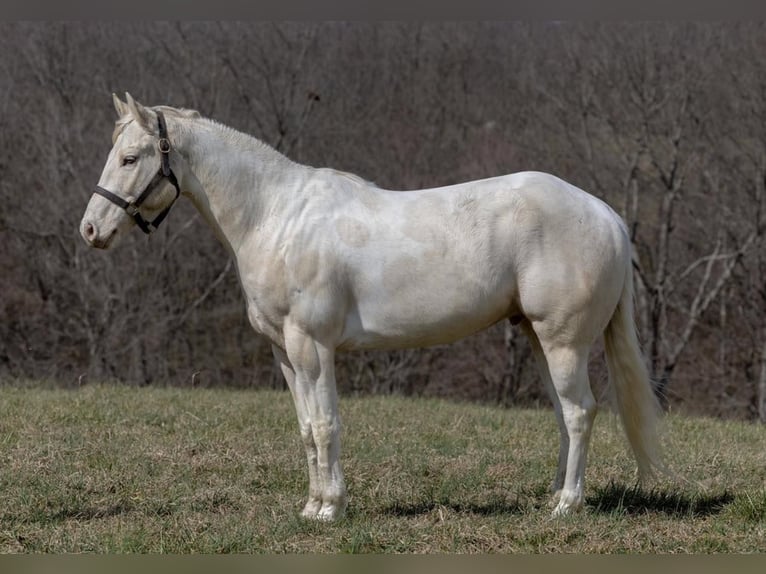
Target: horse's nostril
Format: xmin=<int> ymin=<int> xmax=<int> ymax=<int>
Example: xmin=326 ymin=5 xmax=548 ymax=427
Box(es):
xmin=84 ymin=221 xmax=96 ymax=240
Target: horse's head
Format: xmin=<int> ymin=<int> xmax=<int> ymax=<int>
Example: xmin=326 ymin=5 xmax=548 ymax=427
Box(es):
xmin=80 ymin=93 xmax=182 ymax=249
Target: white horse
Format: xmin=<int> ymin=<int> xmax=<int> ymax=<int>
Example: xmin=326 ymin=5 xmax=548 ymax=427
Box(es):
xmin=80 ymin=94 xmax=666 ymax=520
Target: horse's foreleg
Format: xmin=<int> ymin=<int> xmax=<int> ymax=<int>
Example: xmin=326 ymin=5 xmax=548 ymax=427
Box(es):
xmin=272 ymin=345 xmax=323 ymax=518
xmin=282 ymin=329 xmax=347 ymax=522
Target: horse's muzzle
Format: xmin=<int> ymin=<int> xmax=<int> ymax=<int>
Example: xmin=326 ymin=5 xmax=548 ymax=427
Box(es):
xmin=80 ymin=219 xmax=116 ymax=249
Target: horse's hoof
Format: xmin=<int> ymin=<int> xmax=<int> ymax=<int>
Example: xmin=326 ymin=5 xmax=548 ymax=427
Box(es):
xmin=550 ymin=490 xmax=584 ymax=518
xmin=300 ymin=498 xmax=322 ymax=519
xmin=316 ymin=500 xmax=346 ymax=522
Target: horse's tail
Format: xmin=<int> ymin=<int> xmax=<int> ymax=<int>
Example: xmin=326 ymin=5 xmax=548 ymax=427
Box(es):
xmin=603 ymin=255 xmax=668 ymax=481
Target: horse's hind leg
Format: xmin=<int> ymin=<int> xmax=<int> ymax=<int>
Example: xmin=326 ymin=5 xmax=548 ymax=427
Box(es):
xmin=520 ymin=320 xmax=568 ymax=495
xmin=536 ymin=336 xmax=596 ymax=516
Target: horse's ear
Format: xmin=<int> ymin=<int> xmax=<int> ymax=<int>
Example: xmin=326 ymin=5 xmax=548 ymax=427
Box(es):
xmin=125 ymin=92 xmax=156 ymax=133
xmin=112 ymin=93 xmax=129 ymax=118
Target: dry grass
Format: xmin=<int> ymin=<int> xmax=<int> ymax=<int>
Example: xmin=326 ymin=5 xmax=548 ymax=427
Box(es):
xmin=0 ymin=383 xmax=763 ymax=553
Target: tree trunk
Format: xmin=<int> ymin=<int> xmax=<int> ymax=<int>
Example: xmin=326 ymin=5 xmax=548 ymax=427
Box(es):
xmin=759 ymin=334 xmax=766 ymax=424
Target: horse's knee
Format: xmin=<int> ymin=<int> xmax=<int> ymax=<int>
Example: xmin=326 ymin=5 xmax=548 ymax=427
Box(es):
xmin=311 ymin=417 xmax=341 ymax=451
xmin=299 ymin=424 xmax=318 ymax=458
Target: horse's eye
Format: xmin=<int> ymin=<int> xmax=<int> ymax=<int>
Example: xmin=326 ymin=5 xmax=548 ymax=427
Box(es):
xmin=122 ymin=155 xmax=137 ymax=166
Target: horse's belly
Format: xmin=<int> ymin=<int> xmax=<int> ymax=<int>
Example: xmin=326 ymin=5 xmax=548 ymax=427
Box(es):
xmin=337 ymin=273 xmax=517 ymax=351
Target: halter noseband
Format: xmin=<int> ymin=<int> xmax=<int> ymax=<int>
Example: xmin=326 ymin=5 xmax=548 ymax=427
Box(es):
xmin=93 ymin=110 xmax=181 ymax=235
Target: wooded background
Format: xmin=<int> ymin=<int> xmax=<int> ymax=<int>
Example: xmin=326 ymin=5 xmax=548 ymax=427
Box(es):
xmin=2 ymin=22 xmax=765 ymax=422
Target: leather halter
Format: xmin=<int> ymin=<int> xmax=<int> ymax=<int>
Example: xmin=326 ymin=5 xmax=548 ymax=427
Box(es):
xmin=93 ymin=110 xmax=181 ymax=234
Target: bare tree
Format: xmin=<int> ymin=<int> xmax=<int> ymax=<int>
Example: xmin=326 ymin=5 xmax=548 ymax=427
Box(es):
xmin=522 ymin=23 xmax=762 ymax=408
xmin=2 ymin=22 xmax=766 ymax=420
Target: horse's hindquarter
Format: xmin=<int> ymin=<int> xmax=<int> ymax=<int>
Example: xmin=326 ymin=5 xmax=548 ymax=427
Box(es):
xmin=511 ymin=173 xmax=629 ymax=343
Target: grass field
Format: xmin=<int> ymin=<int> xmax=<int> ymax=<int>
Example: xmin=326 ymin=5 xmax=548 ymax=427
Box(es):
xmin=0 ymin=383 xmax=763 ymax=553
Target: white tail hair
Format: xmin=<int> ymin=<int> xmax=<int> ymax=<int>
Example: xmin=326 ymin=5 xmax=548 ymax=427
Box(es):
xmin=604 ymin=261 xmax=668 ymax=481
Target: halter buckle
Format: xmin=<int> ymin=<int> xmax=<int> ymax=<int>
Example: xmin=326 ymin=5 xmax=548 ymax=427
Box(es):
xmin=158 ymin=138 xmax=171 ymax=154
xmin=125 ymin=203 xmax=140 ymax=217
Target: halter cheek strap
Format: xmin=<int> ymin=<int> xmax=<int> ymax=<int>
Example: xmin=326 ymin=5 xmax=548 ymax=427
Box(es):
xmin=93 ymin=110 xmax=181 ymax=235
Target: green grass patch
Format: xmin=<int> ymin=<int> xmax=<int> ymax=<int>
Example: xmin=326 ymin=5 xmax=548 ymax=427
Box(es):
xmin=0 ymin=383 xmax=763 ymax=553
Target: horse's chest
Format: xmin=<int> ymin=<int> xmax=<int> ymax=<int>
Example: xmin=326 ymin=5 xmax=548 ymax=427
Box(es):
xmin=239 ymin=258 xmax=290 ymax=346
xmin=245 ymin=298 xmax=285 ymax=347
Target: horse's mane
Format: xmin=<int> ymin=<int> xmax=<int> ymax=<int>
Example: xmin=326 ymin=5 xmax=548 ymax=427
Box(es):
xmin=110 ymin=104 xmax=296 ymax=175
xmin=111 ymin=105 xmax=201 ymax=144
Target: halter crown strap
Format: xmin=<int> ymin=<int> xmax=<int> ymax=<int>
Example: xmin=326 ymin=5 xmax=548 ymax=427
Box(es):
xmin=157 ymin=109 xmax=173 ymax=176
xmin=92 ymin=110 xmax=181 ymax=235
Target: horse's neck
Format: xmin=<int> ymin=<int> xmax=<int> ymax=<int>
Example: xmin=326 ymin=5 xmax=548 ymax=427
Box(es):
xmin=179 ymin=118 xmax=307 ymax=254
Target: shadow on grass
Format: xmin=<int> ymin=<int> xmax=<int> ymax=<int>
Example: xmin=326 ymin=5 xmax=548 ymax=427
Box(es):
xmin=384 ymin=483 xmax=734 ymax=519
xmin=587 ymin=482 xmax=733 ymax=518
